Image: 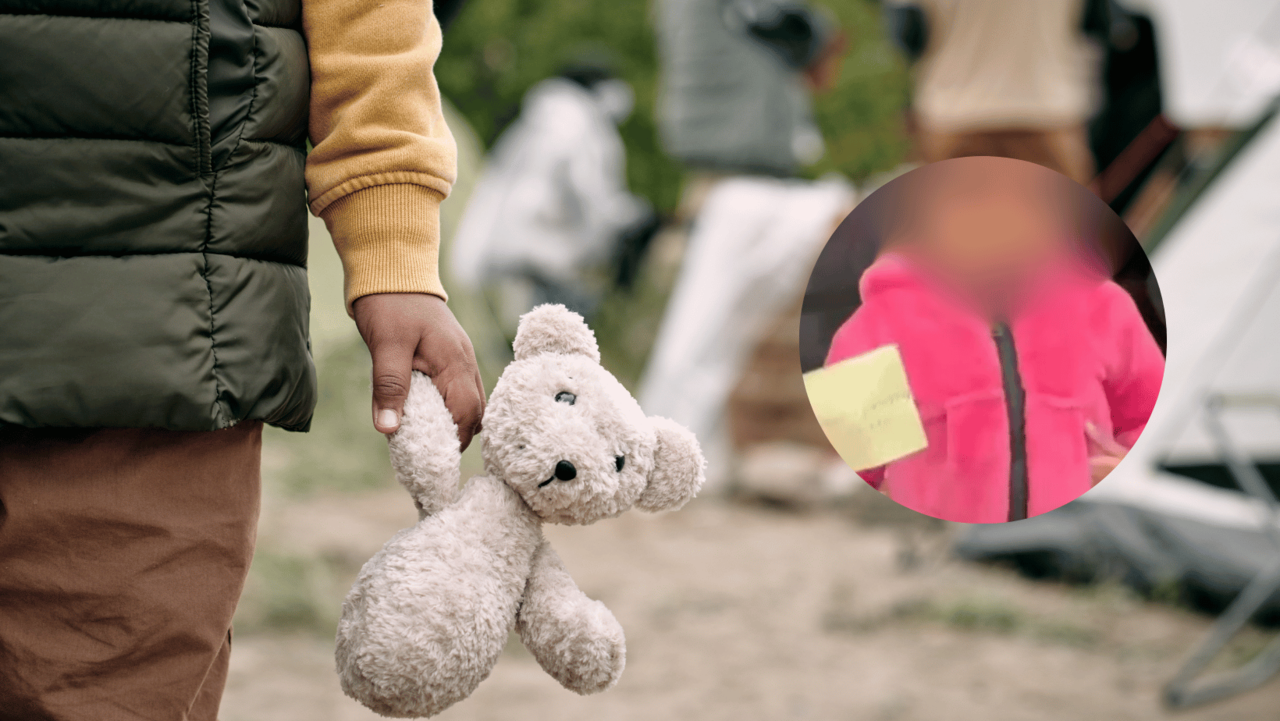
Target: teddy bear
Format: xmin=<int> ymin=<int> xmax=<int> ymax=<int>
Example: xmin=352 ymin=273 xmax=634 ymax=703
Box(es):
xmin=335 ymin=303 xmax=707 ymax=718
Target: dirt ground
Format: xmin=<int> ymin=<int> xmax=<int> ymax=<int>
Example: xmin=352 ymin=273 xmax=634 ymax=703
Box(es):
xmin=220 ymin=113 xmax=1280 ymax=720
xmin=220 ymin=484 xmax=1280 ymax=721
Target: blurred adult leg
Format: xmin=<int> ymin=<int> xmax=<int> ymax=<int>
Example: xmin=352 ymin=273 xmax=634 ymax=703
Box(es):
xmin=0 ymin=423 xmax=263 ymax=721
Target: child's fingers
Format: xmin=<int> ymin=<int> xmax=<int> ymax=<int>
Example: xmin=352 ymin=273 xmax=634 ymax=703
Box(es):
xmin=1089 ymin=454 xmax=1121 ymax=486
xmin=1085 ymin=422 xmax=1128 ymax=486
xmin=1085 ymin=421 xmax=1129 ymax=457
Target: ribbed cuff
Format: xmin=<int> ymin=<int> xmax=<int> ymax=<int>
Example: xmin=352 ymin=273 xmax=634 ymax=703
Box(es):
xmin=319 ymin=183 xmax=448 ymax=315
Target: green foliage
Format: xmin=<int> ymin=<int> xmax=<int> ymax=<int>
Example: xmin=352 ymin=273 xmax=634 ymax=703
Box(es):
xmin=923 ymin=596 xmax=1100 ymax=648
xmin=589 ymin=265 xmax=674 ymax=391
xmin=1147 ymin=577 xmax=1187 ymax=608
xmin=262 ymin=335 xmax=394 ymax=497
xmin=436 ymin=0 xmax=913 ymax=215
xmin=235 ymin=551 xmax=345 ymax=635
xmin=936 ymin=596 xmax=1022 ymax=634
xmin=437 ymin=0 xmax=684 ymax=213
xmin=824 ymin=592 xmax=1099 ymax=649
xmin=805 ymin=1 xmax=914 ymax=181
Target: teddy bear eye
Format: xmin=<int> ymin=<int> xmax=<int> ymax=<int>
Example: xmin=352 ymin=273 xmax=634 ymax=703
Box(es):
xmin=615 ymin=455 xmax=625 ymax=472
xmin=555 ymin=391 xmax=576 ymax=405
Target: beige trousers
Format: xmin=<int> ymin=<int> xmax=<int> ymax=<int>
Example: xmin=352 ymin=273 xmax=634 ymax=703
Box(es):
xmin=916 ymin=124 xmax=1096 ymax=186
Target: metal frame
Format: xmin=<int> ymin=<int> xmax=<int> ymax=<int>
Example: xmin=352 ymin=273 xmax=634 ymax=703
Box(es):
xmin=1124 ymin=97 xmax=1280 ymax=711
xmin=1163 ymin=393 xmax=1280 ymax=709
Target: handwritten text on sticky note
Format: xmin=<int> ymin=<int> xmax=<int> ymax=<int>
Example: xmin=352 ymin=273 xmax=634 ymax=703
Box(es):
xmin=804 ymin=344 xmax=928 ymax=471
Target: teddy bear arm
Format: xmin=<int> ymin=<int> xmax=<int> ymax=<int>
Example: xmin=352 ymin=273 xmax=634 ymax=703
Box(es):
xmin=516 ymin=539 xmax=626 ymax=695
xmin=387 ymin=372 xmax=463 ymax=517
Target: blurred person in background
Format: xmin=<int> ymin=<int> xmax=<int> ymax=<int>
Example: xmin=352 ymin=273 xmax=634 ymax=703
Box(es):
xmin=884 ymin=0 xmax=1108 ymax=185
xmin=449 ymin=52 xmax=659 ymax=333
xmin=657 ymin=0 xmax=842 ymax=183
xmin=642 ymin=0 xmax=857 ymax=498
xmin=0 ymin=1 xmax=483 ymax=718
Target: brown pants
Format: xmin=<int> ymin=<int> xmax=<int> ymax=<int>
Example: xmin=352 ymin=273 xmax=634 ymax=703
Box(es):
xmin=916 ymin=124 xmax=1096 ymax=186
xmin=727 ymin=295 xmax=833 ymax=453
xmin=0 ymin=423 xmax=263 ymax=721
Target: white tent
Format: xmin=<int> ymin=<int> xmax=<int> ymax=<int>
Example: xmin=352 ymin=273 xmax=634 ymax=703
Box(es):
xmin=1082 ymin=99 xmax=1280 ymax=525
xmin=1121 ymin=0 xmax=1280 ymax=128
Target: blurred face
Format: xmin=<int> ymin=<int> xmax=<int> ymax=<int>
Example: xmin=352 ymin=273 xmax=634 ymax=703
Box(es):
xmin=592 ymin=79 xmax=634 ymax=124
xmin=897 ymin=158 xmax=1072 ymax=295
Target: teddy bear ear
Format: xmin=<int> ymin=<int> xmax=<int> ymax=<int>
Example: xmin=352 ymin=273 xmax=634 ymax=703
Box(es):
xmin=512 ymin=304 xmax=601 ymax=363
xmin=636 ymin=416 xmax=706 ymax=513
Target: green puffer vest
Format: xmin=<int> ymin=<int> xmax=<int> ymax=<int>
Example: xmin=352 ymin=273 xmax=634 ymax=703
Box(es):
xmin=0 ymin=0 xmax=316 ymax=432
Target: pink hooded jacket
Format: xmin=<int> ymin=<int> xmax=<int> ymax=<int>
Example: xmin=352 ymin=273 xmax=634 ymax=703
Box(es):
xmin=825 ymin=251 xmax=1164 ymax=524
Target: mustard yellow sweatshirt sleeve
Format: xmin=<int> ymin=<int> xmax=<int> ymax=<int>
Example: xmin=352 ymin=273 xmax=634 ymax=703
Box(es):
xmin=302 ymin=0 xmax=458 ymax=311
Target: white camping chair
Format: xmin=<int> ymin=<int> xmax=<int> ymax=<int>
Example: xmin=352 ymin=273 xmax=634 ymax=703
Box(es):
xmin=1157 ymin=226 xmax=1280 ymax=707
xmin=1163 ymin=390 xmax=1280 ymax=707
xmin=1126 ymin=96 xmax=1280 ymax=708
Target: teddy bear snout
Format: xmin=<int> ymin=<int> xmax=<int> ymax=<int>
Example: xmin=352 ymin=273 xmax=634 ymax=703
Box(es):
xmin=554 ymin=460 xmax=577 ymax=481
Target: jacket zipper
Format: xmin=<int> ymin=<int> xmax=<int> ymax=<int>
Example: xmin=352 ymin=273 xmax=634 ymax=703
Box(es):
xmin=993 ymin=322 xmax=1029 ymax=521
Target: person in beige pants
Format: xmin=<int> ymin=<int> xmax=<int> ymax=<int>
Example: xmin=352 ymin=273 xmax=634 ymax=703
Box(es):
xmin=888 ymin=0 xmax=1104 ymax=184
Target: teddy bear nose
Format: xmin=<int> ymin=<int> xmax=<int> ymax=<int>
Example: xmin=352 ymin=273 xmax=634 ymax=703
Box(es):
xmin=554 ymin=460 xmax=577 ymax=481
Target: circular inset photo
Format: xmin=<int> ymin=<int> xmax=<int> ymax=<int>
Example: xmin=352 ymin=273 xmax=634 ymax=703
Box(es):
xmin=800 ymin=157 xmax=1167 ymax=524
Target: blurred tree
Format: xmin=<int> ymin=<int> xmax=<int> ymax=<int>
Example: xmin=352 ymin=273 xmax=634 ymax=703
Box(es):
xmin=804 ymin=0 xmax=914 ymax=181
xmin=436 ymin=0 xmax=912 ymax=214
xmin=436 ymin=0 xmax=682 ymax=213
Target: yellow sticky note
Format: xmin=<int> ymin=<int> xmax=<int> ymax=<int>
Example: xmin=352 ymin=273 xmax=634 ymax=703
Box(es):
xmin=803 ymin=344 xmax=928 ymax=471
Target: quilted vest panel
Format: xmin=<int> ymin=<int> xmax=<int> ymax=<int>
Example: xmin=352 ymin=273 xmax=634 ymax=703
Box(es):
xmin=0 ymin=0 xmax=316 ymax=431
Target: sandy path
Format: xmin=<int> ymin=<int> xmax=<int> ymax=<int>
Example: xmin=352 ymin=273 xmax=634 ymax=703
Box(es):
xmin=222 ymin=489 xmax=1280 ymax=721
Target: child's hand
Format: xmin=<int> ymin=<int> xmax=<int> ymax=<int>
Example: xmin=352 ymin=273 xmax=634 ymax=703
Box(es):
xmin=353 ymin=293 xmax=485 ymax=449
xmin=1085 ymin=422 xmax=1128 ymax=486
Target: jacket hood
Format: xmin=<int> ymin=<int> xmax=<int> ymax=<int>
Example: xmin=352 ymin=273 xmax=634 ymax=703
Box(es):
xmin=860 ymin=247 xmax=1110 ymax=318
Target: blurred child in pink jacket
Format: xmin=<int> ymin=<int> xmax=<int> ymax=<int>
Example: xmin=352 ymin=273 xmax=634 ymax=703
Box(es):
xmin=825 ymin=157 xmax=1164 ymax=524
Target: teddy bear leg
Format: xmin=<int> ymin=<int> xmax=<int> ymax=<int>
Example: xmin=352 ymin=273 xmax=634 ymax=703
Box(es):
xmin=388 ymin=372 xmax=463 ymax=517
xmin=516 ymin=540 xmax=626 ymax=695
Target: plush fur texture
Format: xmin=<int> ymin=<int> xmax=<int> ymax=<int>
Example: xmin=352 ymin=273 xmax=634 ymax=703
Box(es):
xmin=389 ymin=373 xmax=462 ymax=517
xmin=336 ymin=304 xmax=706 ymax=718
xmin=511 ymin=303 xmax=601 ymax=363
xmin=826 ymin=252 xmax=1165 ymax=523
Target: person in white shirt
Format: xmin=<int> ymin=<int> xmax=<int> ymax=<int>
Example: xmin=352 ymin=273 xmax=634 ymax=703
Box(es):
xmin=451 ymin=56 xmax=654 ymax=324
